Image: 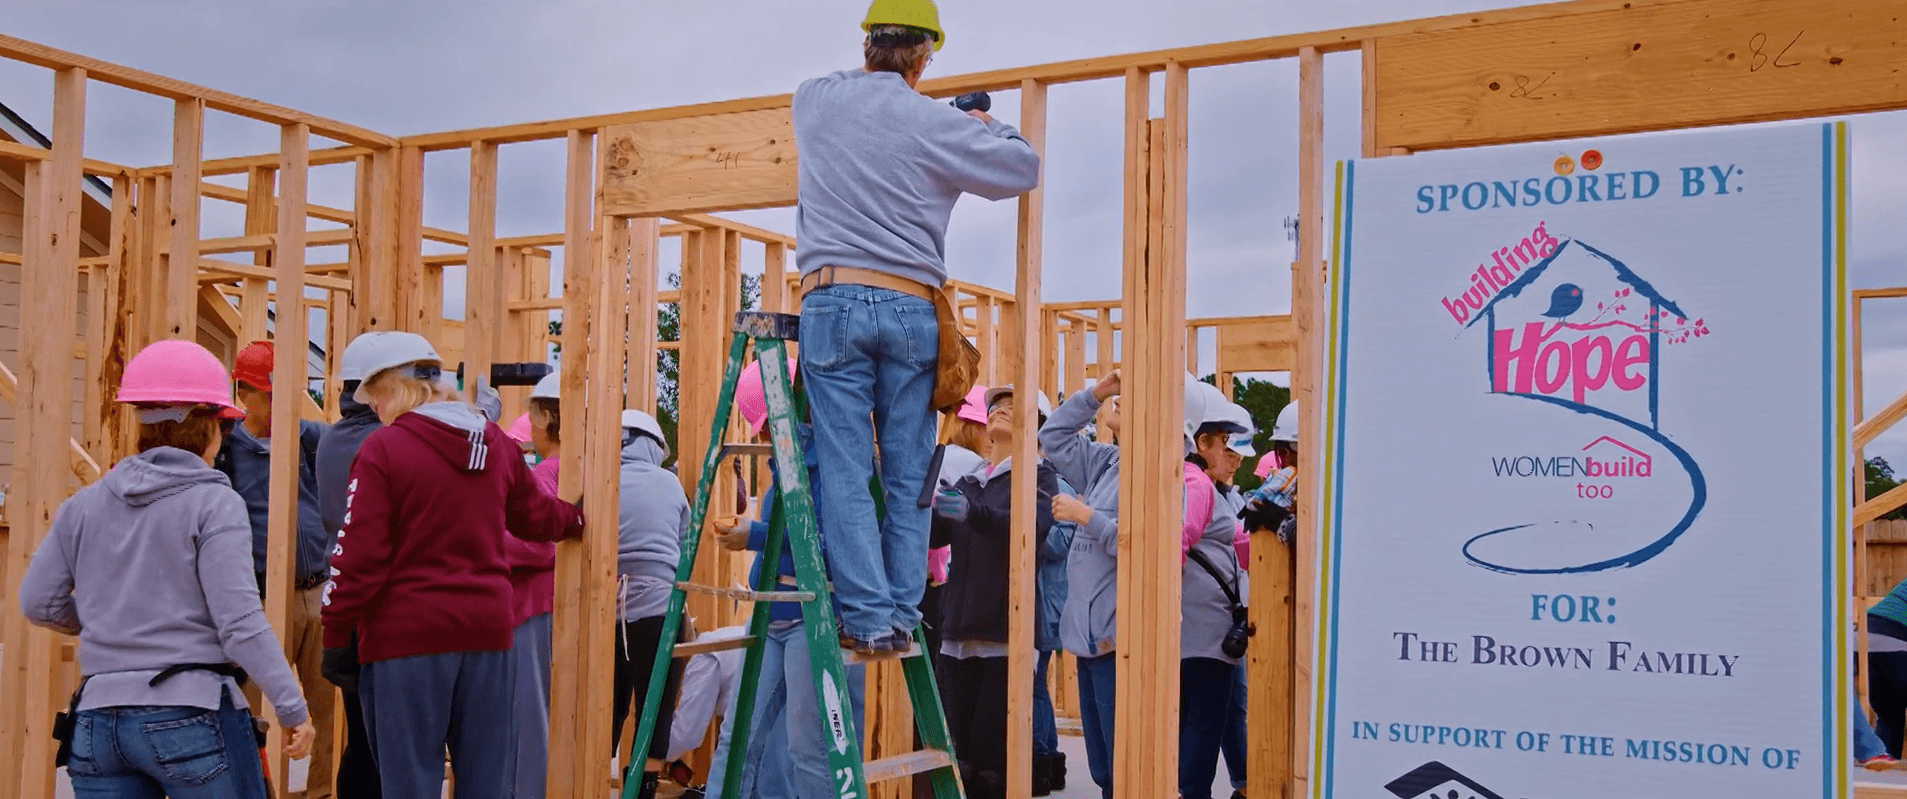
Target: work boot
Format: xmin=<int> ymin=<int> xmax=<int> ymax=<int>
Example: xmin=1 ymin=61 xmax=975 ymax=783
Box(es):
xmin=1047 ymin=752 xmax=1067 ymax=791
xmin=1031 ymin=755 xmax=1053 ymax=796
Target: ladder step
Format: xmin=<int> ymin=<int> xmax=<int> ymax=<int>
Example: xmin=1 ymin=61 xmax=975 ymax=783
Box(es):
xmin=863 ymin=749 xmax=956 ymax=783
xmin=734 ymin=311 xmax=800 ymax=339
xmin=672 ymin=635 xmax=758 ymax=659
xmin=843 ymin=640 xmax=925 ymax=664
xmin=675 ymin=581 xmax=816 ymax=603
xmin=720 ymin=442 xmax=775 ymax=459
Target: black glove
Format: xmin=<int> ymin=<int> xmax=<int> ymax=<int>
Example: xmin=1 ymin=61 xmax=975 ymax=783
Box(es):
xmin=322 ymin=644 xmax=361 ymax=693
xmin=1238 ymin=498 xmax=1292 ymax=536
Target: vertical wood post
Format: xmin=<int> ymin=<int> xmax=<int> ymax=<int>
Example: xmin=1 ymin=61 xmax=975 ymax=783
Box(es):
xmin=0 ymin=67 xmax=85 ymax=799
xmin=1007 ymin=78 xmax=1048 ymax=799
xmin=394 ymin=146 xmax=427 ymax=334
xmin=1114 ymin=63 xmax=1189 ymax=799
xmin=466 ymin=140 xmax=500 ymax=395
xmin=549 ymin=129 xmax=597 ymax=799
xmin=1289 ymin=45 xmax=1328 ymax=799
xmin=581 ymin=215 xmax=632 ymax=793
xmin=168 ymin=98 xmax=204 ymax=341
xmin=263 ymin=122 xmax=311 ymax=798
xmin=679 ymin=229 xmax=727 ymax=628
xmin=241 ymin=166 xmax=275 ymax=345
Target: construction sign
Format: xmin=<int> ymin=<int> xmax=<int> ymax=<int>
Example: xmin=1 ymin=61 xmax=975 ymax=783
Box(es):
xmin=1311 ymin=122 xmax=1851 ymax=798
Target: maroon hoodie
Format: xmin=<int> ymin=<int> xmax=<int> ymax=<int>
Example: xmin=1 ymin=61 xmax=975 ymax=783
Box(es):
xmin=321 ymin=405 xmax=583 ymax=662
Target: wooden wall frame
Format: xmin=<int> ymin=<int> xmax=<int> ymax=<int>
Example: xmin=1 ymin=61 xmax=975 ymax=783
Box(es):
xmin=3 ymin=1 xmax=1906 ymax=797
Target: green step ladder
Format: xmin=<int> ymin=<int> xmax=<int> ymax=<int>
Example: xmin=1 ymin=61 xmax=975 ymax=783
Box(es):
xmin=622 ymin=311 xmax=965 ymax=799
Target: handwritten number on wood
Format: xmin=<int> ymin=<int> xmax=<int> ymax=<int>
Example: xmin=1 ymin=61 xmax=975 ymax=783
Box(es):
xmin=1748 ymin=30 xmax=1804 ymax=72
xmin=1508 ymin=72 xmax=1554 ymax=100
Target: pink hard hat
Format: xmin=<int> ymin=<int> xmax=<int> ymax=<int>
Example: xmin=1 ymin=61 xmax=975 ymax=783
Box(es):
xmin=505 ymin=413 xmax=533 ymax=444
xmin=955 ymin=385 xmax=988 ymax=425
xmin=116 ymin=339 xmax=241 ymax=413
xmin=737 ymin=357 xmax=798 ymax=436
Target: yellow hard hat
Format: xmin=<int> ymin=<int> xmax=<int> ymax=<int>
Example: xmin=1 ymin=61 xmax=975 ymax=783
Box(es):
xmin=862 ymin=0 xmax=945 ymax=51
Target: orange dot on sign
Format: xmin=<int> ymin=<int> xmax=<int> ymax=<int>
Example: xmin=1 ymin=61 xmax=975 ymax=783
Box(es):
xmin=1553 ymin=155 xmax=1576 ymax=176
xmin=1582 ymin=150 xmax=1604 ymax=170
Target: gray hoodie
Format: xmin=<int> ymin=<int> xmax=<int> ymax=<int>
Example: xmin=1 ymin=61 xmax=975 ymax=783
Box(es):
xmin=617 ymin=435 xmax=689 ymax=621
xmin=1040 ymin=390 xmax=1121 ymax=658
xmin=18 ymin=447 xmax=308 ymax=726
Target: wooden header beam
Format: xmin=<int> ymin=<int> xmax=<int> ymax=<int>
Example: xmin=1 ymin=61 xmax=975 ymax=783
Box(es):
xmin=0 ymin=34 xmax=392 ymax=147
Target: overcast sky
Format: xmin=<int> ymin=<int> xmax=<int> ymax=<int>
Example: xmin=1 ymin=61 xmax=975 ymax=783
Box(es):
xmin=6 ymin=0 xmax=1905 ymax=467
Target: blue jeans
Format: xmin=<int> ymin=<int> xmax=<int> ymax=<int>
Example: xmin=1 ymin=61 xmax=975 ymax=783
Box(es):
xmin=1033 ymin=650 xmax=1058 ymax=757
xmin=1179 ymin=657 xmax=1235 ymax=799
xmin=799 ymin=284 xmax=939 ymax=640
xmin=1859 ymin=694 xmax=1890 ymax=762
xmin=708 ymin=620 xmax=868 ymax=799
xmin=1075 ymin=653 xmax=1117 ymax=799
xmin=360 ymin=650 xmax=516 ymax=799
xmin=67 ymin=692 xmax=268 ymax=799
xmin=1222 ymin=661 xmax=1247 ymax=788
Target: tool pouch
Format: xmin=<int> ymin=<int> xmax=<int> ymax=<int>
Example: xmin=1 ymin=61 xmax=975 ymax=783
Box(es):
xmin=930 ymin=286 xmax=981 ymax=412
xmin=52 ymin=676 xmax=90 ymax=768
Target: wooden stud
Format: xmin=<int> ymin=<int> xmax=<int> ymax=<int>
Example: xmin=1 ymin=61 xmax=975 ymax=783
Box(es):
xmin=679 ymin=229 xmax=728 ymax=629
xmin=394 ymin=146 xmax=427 ymax=334
xmin=1290 ymin=45 xmax=1327 ymax=799
xmin=0 ymin=67 xmax=83 ymax=799
xmin=1361 ymin=40 xmax=1380 ymax=159
xmin=600 ymin=109 xmax=798 ymax=217
xmin=241 ymin=166 xmax=275 ymax=345
xmin=466 ymin=140 xmax=501 ymax=395
xmin=548 ymin=129 xmax=596 ymax=799
xmin=363 ymin=148 xmax=399 ymax=332
xmin=1007 ymin=78 xmax=1048 ymax=799
xmin=168 ymin=99 xmax=204 ymax=340
xmin=580 ymin=215 xmax=631 ymax=797
xmin=976 ymin=296 xmax=997 ymax=386
xmin=762 ymin=242 xmax=788 ymax=313
xmin=260 ymin=122 xmax=310 ymax=799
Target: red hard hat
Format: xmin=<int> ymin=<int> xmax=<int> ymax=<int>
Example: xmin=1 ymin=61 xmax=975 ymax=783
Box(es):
xmin=233 ymin=341 xmax=274 ymax=390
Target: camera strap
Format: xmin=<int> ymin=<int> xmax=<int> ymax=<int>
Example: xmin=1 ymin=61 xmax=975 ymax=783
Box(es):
xmin=1186 ymin=547 xmax=1246 ymax=618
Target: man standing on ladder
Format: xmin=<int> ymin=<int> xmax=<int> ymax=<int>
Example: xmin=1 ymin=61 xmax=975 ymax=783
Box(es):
xmin=793 ymin=0 xmax=1041 ymax=654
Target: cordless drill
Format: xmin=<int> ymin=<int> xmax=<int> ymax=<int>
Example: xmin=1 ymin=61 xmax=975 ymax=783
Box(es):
xmin=951 ymin=91 xmax=991 ymax=113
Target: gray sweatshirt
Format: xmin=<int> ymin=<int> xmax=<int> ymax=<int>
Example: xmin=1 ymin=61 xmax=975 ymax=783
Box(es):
xmin=1182 ymin=469 xmax=1243 ymax=665
xmin=792 ymin=68 xmax=1042 ymax=287
xmin=617 ymin=436 xmax=689 ymax=621
xmin=18 ymin=447 xmax=308 ymax=726
xmin=1040 ymin=390 xmax=1121 ymax=658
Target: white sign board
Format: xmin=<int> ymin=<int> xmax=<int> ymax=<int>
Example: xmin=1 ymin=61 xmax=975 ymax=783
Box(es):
xmin=1311 ymin=122 xmax=1851 ymax=799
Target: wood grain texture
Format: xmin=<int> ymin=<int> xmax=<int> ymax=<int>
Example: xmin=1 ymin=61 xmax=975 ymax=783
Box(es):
xmin=1006 ymin=78 xmax=1047 ymax=799
xmin=261 ymin=122 xmax=309 ymax=799
xmin=1372 ymin=0 xmax=1907 ymax=151
xmin=1216 ymin=315 xmax=1295 ymax=374
xmin=547 ymin=129 xmax=596 ymax=799
xmin=167 ymin=99 xmax=203 ymax=340
xmin=1292 ymin=45 xmax=1327 ymax=798
xmin=600 ymin=109 xmax=796 ymax=217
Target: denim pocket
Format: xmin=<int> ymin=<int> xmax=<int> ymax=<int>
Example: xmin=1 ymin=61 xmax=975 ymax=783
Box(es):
xmin=66 ymin=713 xmax=102 ymax=777
xmin=799 ymin=300 xmax=854 ymax=370
xmin=141 ymin=711 xmax=229 ymax=785
xmin=894 ymin=303 xmax=939 ymax=369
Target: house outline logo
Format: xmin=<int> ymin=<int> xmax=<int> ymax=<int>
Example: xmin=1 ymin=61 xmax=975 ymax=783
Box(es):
xmin=1451 ymin=233 xmax=1710 ymax=575
xmin=1383 ymin=761 xmax=1509 ymax=799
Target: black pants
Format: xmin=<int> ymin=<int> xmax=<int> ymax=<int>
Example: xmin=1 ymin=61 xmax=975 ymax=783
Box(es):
xmin=938 ymin=654 xmax=1008 ymax=799
xmin=335 ymin=687 xmax=382 ymax=799
xmin=1871 ymin=649 xmax=1907 ymax=757
xmin=612 ymin=615 xmax=682 ymax=761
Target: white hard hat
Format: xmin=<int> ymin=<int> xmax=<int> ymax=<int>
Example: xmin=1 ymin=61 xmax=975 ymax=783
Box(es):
xmin=621 ymin=409 xmax=665 ymax=446
xmin=340 ymin=331 xmax=425 ymax=383
xmin=1204 ymin=400 xmax=1256 ymax=455
xmin=347 ymin=332 xmax=442 ymax=402
xmin=1269 ymin=402 xmax=1298 ymax=444
xmin=1182 ymin=374 xmax=1208 ymax=443
xmin=983 ymin=385 xmax=1053 ymax=418
xmin=531 ymin=371 xmax=561 ymax=400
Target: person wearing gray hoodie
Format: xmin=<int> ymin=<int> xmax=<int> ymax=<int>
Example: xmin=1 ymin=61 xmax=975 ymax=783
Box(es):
xmin=19 ymin=339 xmax=313 ymax=799
xmin=609 ymin=410 xmax=688 ymax=799
xmin=1040 ymin=373 xmax=1124 ymax=799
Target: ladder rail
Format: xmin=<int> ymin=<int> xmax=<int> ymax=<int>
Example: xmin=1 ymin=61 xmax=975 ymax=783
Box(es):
xmin=622 ymin=331 xmax=751 ymax=798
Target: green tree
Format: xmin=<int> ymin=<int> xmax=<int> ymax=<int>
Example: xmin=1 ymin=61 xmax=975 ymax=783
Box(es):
xmin=1869 ymin=457 xmax=1907 ymax=521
